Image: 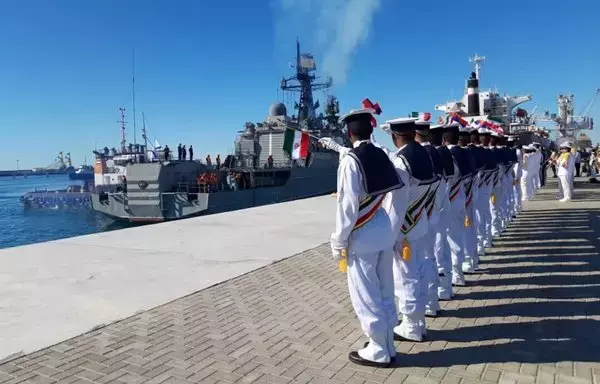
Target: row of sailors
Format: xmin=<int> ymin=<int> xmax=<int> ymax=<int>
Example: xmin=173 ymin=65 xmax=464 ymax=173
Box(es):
xmin=317 ymin=108 xmax=529 ymax=368
xmin=520 ymin=141 xmax=575 ymax=202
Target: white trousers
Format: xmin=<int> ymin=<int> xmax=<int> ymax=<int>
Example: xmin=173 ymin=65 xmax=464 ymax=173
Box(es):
xmin=423 ymin=229 xmax=441 ymax=313
xmin=447 ymin=211 xmax=466 ymax=285
xmin=477 ymin=186 xmax=492 ymax=250
xmin=490 ymin=185 xmax=502 ymax=237
xmin=393 ymin=236 xmax=427 ymax=336
xmin=521 ymin=171 xmax=534 ymax=201
xmin=348 ymin=248 xmax=396 ymax=362
xmin=500 ymin=175 xmax=512 ymax=228
xmin=463 ymin=197 xmax=478 ymax=272
xmin=513 ymin=179 xmax=522 ymax=214
xmin=434 ymin=211 xmax=453 ymax=299
xmin=533 ymin=170 xmax=541 ymax=190
xmin=558 ymin=175 xmax=572 ymax=201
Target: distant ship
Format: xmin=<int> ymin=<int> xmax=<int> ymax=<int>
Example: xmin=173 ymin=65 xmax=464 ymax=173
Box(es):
xmin=90 ymin=41 xmax=347 ymax=222
xmin=68 ymin=165 xmax=94 ymax=181
xmin=435 ymin=54 xmax=532 ymax=131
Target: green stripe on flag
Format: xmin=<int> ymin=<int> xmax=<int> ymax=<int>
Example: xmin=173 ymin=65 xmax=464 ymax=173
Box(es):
xmin=411 ymin=112 xmax=419 ymax=118
xmin=283 ymin=128 xmax=295 ymax=156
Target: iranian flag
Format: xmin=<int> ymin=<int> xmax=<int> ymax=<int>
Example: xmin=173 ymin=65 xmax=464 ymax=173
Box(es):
xmin=283 ymin=128 xmax=309 ymax=159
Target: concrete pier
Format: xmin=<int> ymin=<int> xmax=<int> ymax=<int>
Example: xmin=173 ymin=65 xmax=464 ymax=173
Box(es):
xmin=1 ymin=179 xmax=600 ymax=383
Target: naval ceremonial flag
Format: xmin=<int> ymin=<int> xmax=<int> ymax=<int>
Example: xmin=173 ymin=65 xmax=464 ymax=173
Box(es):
xmin=283 ymin=128 xmax=309 ymax=159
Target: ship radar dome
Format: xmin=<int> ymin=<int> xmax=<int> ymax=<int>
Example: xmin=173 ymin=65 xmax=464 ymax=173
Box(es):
xmin=269 ymin=102 xmax=287 ymax=117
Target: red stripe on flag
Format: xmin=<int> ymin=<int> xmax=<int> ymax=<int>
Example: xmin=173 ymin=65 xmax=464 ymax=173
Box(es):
xmin=299 ymin=132 xmax=309 ymax=158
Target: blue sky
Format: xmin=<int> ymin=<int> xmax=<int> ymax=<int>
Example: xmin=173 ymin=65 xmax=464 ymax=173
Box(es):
xmin=0 ymin=0 xmax=598 ymax=169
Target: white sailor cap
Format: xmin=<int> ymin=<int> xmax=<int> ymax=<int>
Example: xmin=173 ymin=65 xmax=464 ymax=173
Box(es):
xmin=338 ymin=108 xmax=376 ymax=124
xmin=430 ymin=124 xmax=444 ymax=130
xmin=384 ymin=117 xmax=418 ymax=133
xmin=523 ymin=144 xmax=536 ymax=151
xmin=478 ymin=127 xmax=492 ymax=135
xmin=442 ymin=121 xmax=460 ymax=130
xmin=458 ymin=125 xmax=471 ymax=134
xmin=559 ymin=142 xmax=572 ymax=149
xmin=490 ymin=129 xmax=502 ymax=138
xmin=532 ymin=142 xmax=541 ymax=147
xmin=507 ymin=136 xmax=516 ymax=142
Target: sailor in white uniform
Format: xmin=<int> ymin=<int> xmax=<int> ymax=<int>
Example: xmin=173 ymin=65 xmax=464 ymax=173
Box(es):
xmin=478 ymin=127 xmax=496 ymax=250
xmin=443 ymin=122 xmax=473 ymax=286
xmin=488 ymin=130 xmax=504 ymax=237
xmin=512 ymin=139 xmax=523 ymax=214
xmin=321 ymin=109 xmax=406 ymax=367
xmin=429 ymin=123 xmax=455 ymax=300
xmin=462 ymin=125 xmax=483 ymax=272
xmin=414 ymin=121 xmax=443 ymax=317
xmin=496 ymin=135 xmax=512 ymax=232
xmin=503 ymin=136 xmax=518 ymax=223
xmin=372 ymin=117 xmax=438 ymax=342
xmin=520 ymin=145 xmax=537 ymax=201
xmin=532 ymin=143 xmax=542 ymax=192
xmin=556 ymin=142 xmax=574 ymax=202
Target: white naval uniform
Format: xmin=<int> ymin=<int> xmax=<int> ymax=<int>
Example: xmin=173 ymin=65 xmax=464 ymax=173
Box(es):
xmin=490 ymin=147 xmax=503 ymax=237
xmin=462 ymin=146 xmax=480 ymax=273
xmin=445 ymin=145 xmax=467 ymax=286
xmin=419 ymin=142 xmax=443 ymax=317
xmin=373 ymin=141 xmax=430 ymax=342
xmin=521 ymin=151 xmax=536 ymax=201
xmin=533 ymin=149 xmax=542 ymax=192
xmin=557 ymin=152 xmax=573 ymax=201
xmin=433 ymin=146 xmax=454 ymax=300
xmin=497 ymin=146 xmax=511 ymax=232
xmin=513 ymin=147 xmax=523 ymax=214
xmin=330 ymin=140 xmax=400 ymax=364
xmin=476 ymin=148 xmax=493 ymax=254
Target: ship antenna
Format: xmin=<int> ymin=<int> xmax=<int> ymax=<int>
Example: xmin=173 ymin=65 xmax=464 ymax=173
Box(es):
xmin=118 ymin=107 xmax=127 ymax=152
xmin=469 ymin=53 xmax=486 ymax=80
xmin=132 ymin=48 xmax=137 ymax=145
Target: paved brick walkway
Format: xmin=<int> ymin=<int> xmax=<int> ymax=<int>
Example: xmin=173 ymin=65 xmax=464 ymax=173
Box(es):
xmin=1 ymin=179 xmax=600 ymax=384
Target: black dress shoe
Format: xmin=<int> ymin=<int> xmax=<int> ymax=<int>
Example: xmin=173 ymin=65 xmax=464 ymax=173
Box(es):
xmin=348 ymin=351 xmax=391 ymax=368
xmin=362 ymin=342 xmax=397 ymax=363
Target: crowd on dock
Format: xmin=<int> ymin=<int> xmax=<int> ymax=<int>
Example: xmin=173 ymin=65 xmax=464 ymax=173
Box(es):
xmin=317 ymin=106 xmax=570 ymax=368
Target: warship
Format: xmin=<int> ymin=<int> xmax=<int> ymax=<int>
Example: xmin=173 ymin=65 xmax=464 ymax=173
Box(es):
xmin=90 ymin=41 xmax=348 ymax=222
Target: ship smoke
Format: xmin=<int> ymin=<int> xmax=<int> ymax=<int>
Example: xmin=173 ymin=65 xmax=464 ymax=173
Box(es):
xmin=272 ymin=0 xmax=381 ymax=85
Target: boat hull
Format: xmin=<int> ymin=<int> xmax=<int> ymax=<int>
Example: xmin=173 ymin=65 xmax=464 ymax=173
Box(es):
xmin=90 ymin=166 xmax=337 ymax=222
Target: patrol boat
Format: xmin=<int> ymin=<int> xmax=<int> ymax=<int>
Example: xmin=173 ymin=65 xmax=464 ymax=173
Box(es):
xmin=91 ymin=41 xmax=348 ymax=222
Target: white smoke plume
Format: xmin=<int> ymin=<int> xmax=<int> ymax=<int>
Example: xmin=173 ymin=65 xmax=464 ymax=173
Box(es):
xmin=272 ymin=0 xmax=381 ymax=85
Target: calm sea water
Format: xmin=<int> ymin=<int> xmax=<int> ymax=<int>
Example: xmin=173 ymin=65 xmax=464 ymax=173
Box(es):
xmin=0 ymin=174 xmax=128 ymax=249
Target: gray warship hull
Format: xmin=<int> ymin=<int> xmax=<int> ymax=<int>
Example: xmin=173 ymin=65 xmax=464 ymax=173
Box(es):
xmin=91 ymin=159 xmax=337 ymax=222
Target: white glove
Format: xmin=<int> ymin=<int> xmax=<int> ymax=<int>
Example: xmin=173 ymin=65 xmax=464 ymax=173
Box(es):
xmin=331 ymin=246 xmax=344 ymax=262
xmin=319 ymin=137 xmax=350 ymax=155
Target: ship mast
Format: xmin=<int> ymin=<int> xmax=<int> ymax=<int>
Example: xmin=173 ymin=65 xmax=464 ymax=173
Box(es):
xmin=469 ymin=53 xmax=486 ymax=80
xmin=132 ymin=49 xmax=137 ymax=145
xmin=280 ymin=40 xmax=332 ymax=128
xmin=118 ymin=107 xmax=127 ymax=152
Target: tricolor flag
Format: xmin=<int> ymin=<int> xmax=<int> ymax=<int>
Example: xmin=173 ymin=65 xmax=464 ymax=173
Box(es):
xmin=362 ymin=98 xmax=382 ymax=127
xmin=450 ymin=112 xmax=469 ymax=128
xmin=412 ymin=112 xmax=432 ymax=121
xmin=283 ymin=128 xmax=309 ymax=159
